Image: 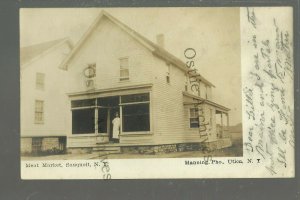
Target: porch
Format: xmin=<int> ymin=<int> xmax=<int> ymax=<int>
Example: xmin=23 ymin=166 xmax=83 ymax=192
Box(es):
xmin=215 ymin=110 xmax=230 ymax=139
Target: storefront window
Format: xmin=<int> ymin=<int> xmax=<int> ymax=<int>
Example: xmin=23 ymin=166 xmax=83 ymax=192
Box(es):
xmin=121 ymin=93 xmax=150 ymax=132
xmin=122 ymin=104 xmax=150 ymax=132
xmin=121 ymin=93 xmax=149 ymax=103
xmin=98 ymin=108 xmax=108 ymax=133
xmin=72 ymin=109 xmax=95 ymax=134
xmin=71 ymin=93 xmax=150 ymax=134
xmin=71 ymin=99 xmax=95 ymax=108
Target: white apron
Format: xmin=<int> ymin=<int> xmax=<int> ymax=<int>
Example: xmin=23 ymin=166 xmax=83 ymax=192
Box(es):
xmin=112 ymin=117 xmax=120 ymax=139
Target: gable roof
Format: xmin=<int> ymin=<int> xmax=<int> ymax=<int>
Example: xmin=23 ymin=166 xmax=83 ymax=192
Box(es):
xmin=60 ymin=10 xmax=215 ymax=87
xmin=20 ymin=37 xmax=73 ymax=67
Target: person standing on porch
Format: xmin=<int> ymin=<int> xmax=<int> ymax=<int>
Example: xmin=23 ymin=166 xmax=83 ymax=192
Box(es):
xmin=112 ymin=112 xmax=120 ymax=143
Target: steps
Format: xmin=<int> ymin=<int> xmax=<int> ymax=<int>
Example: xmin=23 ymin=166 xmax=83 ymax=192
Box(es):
xmin=92 ymin=145 xmax=121 ymax=154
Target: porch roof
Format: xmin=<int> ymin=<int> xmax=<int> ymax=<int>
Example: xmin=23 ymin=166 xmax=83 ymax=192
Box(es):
xmin=67 ymin=83 xmax=153 ymax=99
xmin=183 ymin=91 xmax=230 ymax=112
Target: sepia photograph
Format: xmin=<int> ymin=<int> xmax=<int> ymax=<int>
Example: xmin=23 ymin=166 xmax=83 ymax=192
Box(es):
xmin=17 ymin=5 xmax=296 ymax=180
xmin=20 ymin=8 xmax=243 ymax=161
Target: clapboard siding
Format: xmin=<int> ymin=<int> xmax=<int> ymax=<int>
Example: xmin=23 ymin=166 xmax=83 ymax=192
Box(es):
xmin=120 ymin=134 xmax=154 ymax=144
xmin=67 ymin=135 xmax=109 ymax=148
xmin=21 ymin=41 xmax=72 ymax=137
xmin=150 ymin=54 xmax=217 ymax=144
xmin=150 ymin=56 xmax=187 ymax=144
xmin=65 ymin=17 xmax=156 ymax=144
xmin=183 ymin=104 xmax=218 ymax=142
xmin=67 ymin=17 xmax=155 ymax=95
xmin=64 ymin=14 xmax=219 ymax=147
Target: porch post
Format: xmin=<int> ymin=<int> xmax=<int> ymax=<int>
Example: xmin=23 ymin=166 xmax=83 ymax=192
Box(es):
xmin=226 ymin=113 xmax=229 ymax=128
xmin=220 ymin=112 xmax=223 ymax=138
xmin=119 ymin=96 xmax=122 ymax=136
xmin=95 ymin=107 xmax=98 ymax=134
xmin=107 ymin=109 xmax=110 ymax=134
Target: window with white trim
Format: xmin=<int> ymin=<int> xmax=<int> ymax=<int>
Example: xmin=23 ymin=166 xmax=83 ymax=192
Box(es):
xmin=35 ymin=100 xmax=44 ymax=124
xmin=189 ymin=108 xmax=199 ymax=128
xmin=120 ymin=58 xmax=129 ymax=81
xmin=121 ymin=93 xmax=150 ymax=132
xmin=166 ymin=64 xmax=171 ymax=84
xmin=36 ymin=73 xmax=45 ymax=90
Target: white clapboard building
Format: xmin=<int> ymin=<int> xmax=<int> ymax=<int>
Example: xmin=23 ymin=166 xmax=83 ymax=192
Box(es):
xmin=20 ymin=38 xmax=73 ymax=155
xmin=21 ymin=11 xmax=231 ymax=155
xmin=59 ymin=11 xmax=232 ymax=154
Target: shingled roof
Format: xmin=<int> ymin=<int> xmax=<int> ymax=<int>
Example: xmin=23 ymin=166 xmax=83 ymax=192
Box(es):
xmin=60 ymin=10 xmax=215 ymax=87
xmin=20 ymin=38 xmax=72 ymax=67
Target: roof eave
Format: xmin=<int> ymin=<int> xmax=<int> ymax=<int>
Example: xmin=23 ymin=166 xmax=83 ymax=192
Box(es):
xmin=60 ymin=10 xmax=156 ymax=70
xmin=183 ymin=91 xmax=230 ymax=111
xmin=21 ymin=37 xmax=73 ymax=69
xmin=59 ymin=10 xmax=215 ymax=89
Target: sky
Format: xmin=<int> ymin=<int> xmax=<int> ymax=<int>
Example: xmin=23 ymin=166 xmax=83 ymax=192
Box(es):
xmin=20 ymin=8 xmax=242 ymax=125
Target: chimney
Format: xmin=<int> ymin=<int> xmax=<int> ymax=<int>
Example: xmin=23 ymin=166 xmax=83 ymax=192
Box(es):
xmin=156 ymin=34 xmax=164 ymax=48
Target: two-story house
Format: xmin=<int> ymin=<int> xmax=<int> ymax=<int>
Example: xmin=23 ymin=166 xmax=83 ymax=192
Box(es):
xmin=20 ymin=38 xmax=73 ymax=155
xmin=60 ymin=11 xmax=232 ymax=154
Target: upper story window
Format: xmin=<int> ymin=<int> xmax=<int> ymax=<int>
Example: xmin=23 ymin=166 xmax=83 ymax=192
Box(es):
xmin=36 ymin=73 xmax=45 ymax=90
xmin=35 ymin=100 xmax=44 ymax=124
xmin=166 ymin=75 xmax=170 ymax=84
xmin=189 ymin=108 xmax=199 ymax=128
xmin=120 ymin=58 xmax=129 ymax=81
xmin=166 ymin=64 xmax=171 ymax=84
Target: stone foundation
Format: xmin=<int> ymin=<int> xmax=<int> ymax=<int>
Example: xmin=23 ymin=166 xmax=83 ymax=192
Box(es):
xmin=154 ymin=144 xmax=177 ymax=154
xmin=177 ymin=143 xmax=203 ymax=152
xmin=21 ymin=137 xmax=66 ymax=156
xmin=66 ymin=139 xmax=233 ymax=155
xmin=121 ymin=139 xmax=232 ymax=155
xmin=122 ymin=143 xmax=204 ymax=155
xmin=204 ymin=138 xmax=232 ymax=151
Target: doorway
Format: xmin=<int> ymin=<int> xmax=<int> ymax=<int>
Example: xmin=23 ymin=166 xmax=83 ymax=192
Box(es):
xmin=97 ymin=96 xmax=120 ymax=143
xmin=108 ymin=107 xmax=120 ymax=142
